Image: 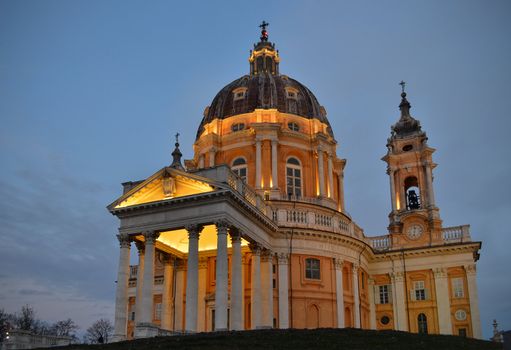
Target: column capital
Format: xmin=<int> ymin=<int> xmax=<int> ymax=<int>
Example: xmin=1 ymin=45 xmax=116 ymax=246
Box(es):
xmin=352 ymin=263 xmax=359 ymax=274
xmin=158 ymin=252 xmax=175 ymax=265
xmin=143 ymin=230 xmax=160 ymax=244
xmin=261 ymin=249 xmax=273 ymax=262
xmin=198 ymin=256 xmax=208 ymax=269
xmin=249 ymin=242 xmax=262 ymax=255
xmin=215 ymin=219 xmax=230 ymax=234
xmin=386 ymin=166 xmax=395 ymax=175
xmin=277 ymin=252 xmax=290 ymax=265
xmin=390 ymin=271 xmax=405 ymax=282
xmin=433 ymin=267 xmax=447 ymax=278
xmin=185 ymin=224 xmax=204 ymax=239
xmin=117 ymin=233 xmax=131 ymax=248
xmin=135 ymin=241 xmax=145 ymax=255
xmin=368 ymin=277 xmax=375 ymax=286
xmin=464 ymin=264 xmax=477 ymax=275
xmin=229 ymin=228 xmax=242 ymax=243
xmin=271 ymin=139 xmax=278 ymax=146
xmin=333 ymin=258 xmax=344 ymax=270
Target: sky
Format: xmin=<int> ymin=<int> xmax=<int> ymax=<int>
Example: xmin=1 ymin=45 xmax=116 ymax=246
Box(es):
xmin=0 ymin=0 xmax=510 ymax=340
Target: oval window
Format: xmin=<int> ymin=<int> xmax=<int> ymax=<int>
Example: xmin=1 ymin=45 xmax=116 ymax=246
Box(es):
xmin=288 ymin=122 xmax=300 ymax=132
xmin=231 ymin=123 xmax=245 ymax=132
xmin=402 ymin=144 xmax=413 ymax=152
xmin=381 ymin=316 xmax=390 ymax=325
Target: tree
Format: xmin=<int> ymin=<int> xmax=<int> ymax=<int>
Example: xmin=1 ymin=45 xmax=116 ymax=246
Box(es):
xmin=84 ymin=319 xmax=113 ymax=344
xmin=15 ymin=305 xmax=35 ymax=331
xmin=50 ymin=318 xmax=78 ymax=337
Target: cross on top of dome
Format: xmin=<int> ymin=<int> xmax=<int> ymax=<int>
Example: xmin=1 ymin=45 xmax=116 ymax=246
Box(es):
xmin=259 ymin=21 xmax=269 ymax=42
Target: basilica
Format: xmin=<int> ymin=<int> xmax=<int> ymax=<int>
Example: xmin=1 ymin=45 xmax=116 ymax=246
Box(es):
xmin=108 ymin=24 xmax=482 ymax=340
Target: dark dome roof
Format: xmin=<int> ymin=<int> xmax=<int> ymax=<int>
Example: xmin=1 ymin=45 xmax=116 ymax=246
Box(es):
xmin=196 ymin=72 xmax=333 ymax=140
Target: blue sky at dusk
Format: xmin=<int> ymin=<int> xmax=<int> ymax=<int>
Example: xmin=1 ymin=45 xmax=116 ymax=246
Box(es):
xmin=0 ymin=0 xmax=510 ymax=339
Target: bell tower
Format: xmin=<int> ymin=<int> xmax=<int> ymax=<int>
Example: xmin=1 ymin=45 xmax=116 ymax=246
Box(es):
xmin=382 ymin=82 xmax=442 ymax=245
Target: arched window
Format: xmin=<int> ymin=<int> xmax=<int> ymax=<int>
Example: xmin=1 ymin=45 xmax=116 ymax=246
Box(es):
xmin=286 ymin=157 xmax=302 ymax=197
xmin=417 ymin=313 xmax=428 ymax=334
xmin=404 ymin=176 xmax=421 ymax=210
xmin=231 ymin=157 xmax=247 ymax=182
xmin=305 ymin=258 xmax=320 ymax=280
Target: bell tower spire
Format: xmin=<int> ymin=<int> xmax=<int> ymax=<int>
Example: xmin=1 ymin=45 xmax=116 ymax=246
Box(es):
xmin=249 ymin=21 xmax=280 ymax=75
xmin=382 ymin=83 xmax=442 ymax=244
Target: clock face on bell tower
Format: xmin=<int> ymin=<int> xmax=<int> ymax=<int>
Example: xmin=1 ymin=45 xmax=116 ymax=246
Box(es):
xmin=407 ymin=224 xmax=424 ymax=240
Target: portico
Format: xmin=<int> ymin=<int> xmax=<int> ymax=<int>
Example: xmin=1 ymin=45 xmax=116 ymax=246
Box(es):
xmin=109 ymin=165 xmax=278 ymax=340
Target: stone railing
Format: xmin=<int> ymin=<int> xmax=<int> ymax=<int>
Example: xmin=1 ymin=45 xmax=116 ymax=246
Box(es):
xmin=273 ymin=207 xmax=353 ymax=235
xmin=276 ymin=193 xmax=338 ymax=210
xmin=442 ymin=225 xmax=471 ymax=242
xmin=198 ymin=165 xmax=267 ymax=215
xmin=2 ymin=330 xmax=71 ymax=349
xmin=368 ymin=235 xmax=392 ymax=251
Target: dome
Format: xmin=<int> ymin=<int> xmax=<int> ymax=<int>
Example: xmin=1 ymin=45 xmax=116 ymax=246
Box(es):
xmin=195 ymin=35 xmax=333 ymax=140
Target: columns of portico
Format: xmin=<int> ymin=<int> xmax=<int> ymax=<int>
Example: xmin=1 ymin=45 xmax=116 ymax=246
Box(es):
xmin=185 ymin=224 xmax=203 ymax=332
xmin=271 ymin=140 xmax=278 ymax=189
xmin=317 ymin=147 xmax=326 ymax=197
xmin=113 ymin=234 xmax=131 ymax=341
xmin=391 ymin=272 xmax=408 ymax=331
xmin=250 ymin=243 xmax=262 ymax=329
xmin=333 ymin=258 xmax=344 ymax=328
xmin=230 ymin=229 xmax=243 ymax=331
xmin=161 ymin=255 xmax=174 ymax=330
xmin=327 ymin=153 xmax=334 ymax=198
xmin=134 ymin=241 xmax=145 ymax=325
xmin=433 ymin=268 xmax=452 ymax=335
xmin=261 ymin=249 xmax=274 ymax=328
xmin=352 ymin=264 xmax=361 ymax=328
xmin=277 ymin=253 xmax=289 ymax=329
xmin=255 ymin=139 xmax=262 ymax=189
xmin=368 ymin=278 xmax=376 ymax=330
xmin=139 ymin=231 xmax=160 ymax=325
xmin=465 ymin=264 xmax=482 ymax=339
xmin=214 ymin=220 xmax=229 ymax=331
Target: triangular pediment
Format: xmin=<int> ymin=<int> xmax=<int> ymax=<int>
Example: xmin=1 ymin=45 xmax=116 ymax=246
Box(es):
xmin=108 ymin=167 xmax=215 ymax=210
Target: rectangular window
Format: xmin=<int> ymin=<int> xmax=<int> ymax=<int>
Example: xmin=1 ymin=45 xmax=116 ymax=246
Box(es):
xmin=131 ymin=311 xmax=135 ymax=321
xmin=413 ymin=281 xmax=426 ymax=301
xmin=379 ymin=285 xmax=390 ymax=304
xmin=452 ymin=277 xmax=464 ymax=298
xmin=458 ymin=328 xmax=467 ymax=337
xmin=155 ymin=303 xmax=162 ymax=321
xmin=305 ymin=258 xmax=321 ymax=280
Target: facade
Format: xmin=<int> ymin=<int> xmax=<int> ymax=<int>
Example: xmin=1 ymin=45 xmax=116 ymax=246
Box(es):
xmin=108 ymin=26 xmax=482 ymax=341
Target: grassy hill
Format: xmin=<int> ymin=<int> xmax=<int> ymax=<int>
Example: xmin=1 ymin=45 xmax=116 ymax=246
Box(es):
xmin=54 ymin=328 xmax=502 ymax=350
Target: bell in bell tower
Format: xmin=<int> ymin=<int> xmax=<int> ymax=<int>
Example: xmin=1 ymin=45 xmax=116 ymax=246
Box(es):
xmin=382 ymin=82 xmax=442 ymax=241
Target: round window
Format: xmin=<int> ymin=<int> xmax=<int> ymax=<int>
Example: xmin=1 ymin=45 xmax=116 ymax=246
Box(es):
xmin=455 ymin=309 xmax=467 ymax=321
xmin=380 ymin=316 xmax=390 ymax=325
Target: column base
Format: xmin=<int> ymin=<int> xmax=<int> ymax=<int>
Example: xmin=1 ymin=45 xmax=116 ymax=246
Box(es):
xmin=256 ymin=326 xmax=273 ymax=330
xmin=214 ymin=328 xmax=228 ymax=332
xmin=134 ymin=323 xmax=159 ymax=338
